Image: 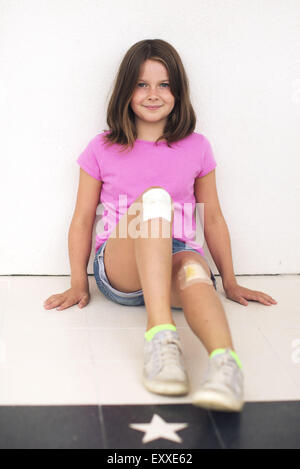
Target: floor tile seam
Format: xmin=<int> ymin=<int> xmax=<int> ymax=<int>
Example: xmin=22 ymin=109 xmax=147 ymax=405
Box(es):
xmin=256 ymin=326 xmax=300 ymax=391
xmin=207 ymin=410 xmax=226 ymax=449
xmin=97 ymin=405 xmax=108 ymax=449
xmin=85 ymin=326 xmax=106 ymax=404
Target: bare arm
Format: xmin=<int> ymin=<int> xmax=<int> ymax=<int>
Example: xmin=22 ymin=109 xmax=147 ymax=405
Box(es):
xmin=194 ymin=170 xmax=237 ymax=288
xmin=68 ymin=220 xmax=93 ymax=290
xmin=194 ymin=171 xmax=277 ymax=306
xmin=203 ymin=216 xmax=237 ymax=289
xmin=44 ymin=168 xmax=102 ymax=311
xmin=68 ymin=168 xmax=103 ymax=290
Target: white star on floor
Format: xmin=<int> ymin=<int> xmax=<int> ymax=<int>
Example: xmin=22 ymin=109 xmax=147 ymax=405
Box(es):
xmin=129 ymin=413 xmax=188 ymax=443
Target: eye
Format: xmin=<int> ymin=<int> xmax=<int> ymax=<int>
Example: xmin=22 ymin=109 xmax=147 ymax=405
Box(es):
xmin=137 ymin=83 xmax=170 ymax=88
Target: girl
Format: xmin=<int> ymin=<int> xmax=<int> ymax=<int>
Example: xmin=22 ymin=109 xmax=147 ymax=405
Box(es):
xmin=43 ymin=39 xmax=277 ymax=412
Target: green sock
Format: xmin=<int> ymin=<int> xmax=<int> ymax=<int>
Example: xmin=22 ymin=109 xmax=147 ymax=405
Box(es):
xmin=210 ymin=348 xmax=243 ymax=370
xmin=144 ymin=324 xmax=176 ymax=342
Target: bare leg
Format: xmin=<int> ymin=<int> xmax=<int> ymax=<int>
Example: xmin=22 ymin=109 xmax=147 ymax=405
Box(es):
xmin=105 ymin=187 xmax=176 ymax=332
xmin=134 ymin=214 xmax=176 ymax=332
xmin=179 ymin=282 xmax=234 ymax=355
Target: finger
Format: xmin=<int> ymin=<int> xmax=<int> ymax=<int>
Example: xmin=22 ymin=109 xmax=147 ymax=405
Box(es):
xmin=243 ymin=291 xmax=271 ymax=305
xmin=244 ymin=293 xmax=275 ymax=306
xmin=255 ymin=293 xmax=276 ymax=305
xmin=45 ymin=298 xmax=64 ymax=310
xmin=225 ymin=291 xmax=247 ymax=305
xmin=56 ymin=301 xmax=70 ymax=311
xmin=239 ymin=297 xmax=248 ymax=306
xmin=254 ymin=291 xmax=278 ymax=304
xmin=78 ymin=296 xmax=89 ymax=308
xmin=265 ymin=296 xmax=277 ymax=304
xmin=44 ymin=298 xmax=59 ymax=308
xmin=255 ymin=296 xmax=275 ymax=306
xmin=44 ymin=295 xmax=61 ymax=306
xmin=235 ymin=296 xmax=248 ymax=306
xmin=263 ymin=297 xmax=277 ymax=305
xmin=239 ymin=289 xmax=277 ymax=306
xmin=44 ymin=296 xmax=56 ymax=305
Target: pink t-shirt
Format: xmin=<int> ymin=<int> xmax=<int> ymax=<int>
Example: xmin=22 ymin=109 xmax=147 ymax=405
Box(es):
xmin=76 ymin=131 xmax=217 ymax=256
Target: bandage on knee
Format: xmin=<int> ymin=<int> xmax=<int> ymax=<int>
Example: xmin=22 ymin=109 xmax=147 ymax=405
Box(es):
xmin=178 ymin=261 xmax=213 ymax=289
xmin=142 ymin=188 xmax=172 ymax=222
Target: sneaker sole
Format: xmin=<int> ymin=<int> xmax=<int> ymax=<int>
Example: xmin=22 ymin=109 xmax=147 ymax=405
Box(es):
xmin=192 ymin=389 xmax=244 ymax=412
xmin=143 ymin=376 xmax=189 ymax=396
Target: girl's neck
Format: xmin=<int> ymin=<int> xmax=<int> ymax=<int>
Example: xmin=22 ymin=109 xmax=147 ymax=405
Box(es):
xmin=135 ymin=120 xmax=166 ymax=142
xmin=137 ymin=136 xmax=166 ymax=142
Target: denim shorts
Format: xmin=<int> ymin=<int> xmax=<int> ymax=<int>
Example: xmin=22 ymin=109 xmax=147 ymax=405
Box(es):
xmin=93 ymin=238 xmax=217 ymax=310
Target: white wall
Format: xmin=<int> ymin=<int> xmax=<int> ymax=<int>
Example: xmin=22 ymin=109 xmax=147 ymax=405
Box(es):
xmin=1 ymin=0 xmax=299 ymax=276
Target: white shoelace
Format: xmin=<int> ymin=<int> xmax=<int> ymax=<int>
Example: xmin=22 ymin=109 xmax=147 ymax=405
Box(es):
xmin=204 ymin=355 xmax=241 ymax=390
xmin=152 ymin=337 xmax=182 ymax=370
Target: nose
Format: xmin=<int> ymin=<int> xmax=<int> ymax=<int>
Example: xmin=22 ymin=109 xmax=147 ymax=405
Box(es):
xmin=146 ymin=86 xmax=162 ymax=97
xmin=146 ymin=95 xmax=160 ymax=106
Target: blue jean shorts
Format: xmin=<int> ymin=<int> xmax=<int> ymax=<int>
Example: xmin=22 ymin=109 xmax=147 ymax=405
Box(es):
xmin=93 ymin=238 xmax=217 ymax=310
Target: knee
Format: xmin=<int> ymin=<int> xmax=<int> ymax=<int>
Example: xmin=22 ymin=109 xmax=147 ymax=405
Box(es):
xmin=176 ymin=257 xmax=213 ymax=289
xmin=141 ymin=186 xmax=173 ymax=223
xmin=142 ymin=186 xmax=173 ymax=202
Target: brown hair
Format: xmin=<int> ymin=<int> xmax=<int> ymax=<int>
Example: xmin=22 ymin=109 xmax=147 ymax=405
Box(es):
xmin=101 ymin=39 xmax=196 ymax=153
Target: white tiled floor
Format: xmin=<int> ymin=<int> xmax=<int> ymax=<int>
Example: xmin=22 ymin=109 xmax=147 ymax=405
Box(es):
xmin=0 ymin=274 xmax=299 ymax=405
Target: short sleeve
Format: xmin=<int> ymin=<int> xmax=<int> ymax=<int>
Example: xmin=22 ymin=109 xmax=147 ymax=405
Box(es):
xmin=195 ymin=135 xmax=217 ymax=178
xmin=76 ymin=137 xmax=102 ymax=181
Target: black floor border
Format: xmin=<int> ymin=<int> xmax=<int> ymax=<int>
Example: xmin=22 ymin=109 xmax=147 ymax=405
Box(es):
xmin=0 ymin=401 xmax=299 ymax=449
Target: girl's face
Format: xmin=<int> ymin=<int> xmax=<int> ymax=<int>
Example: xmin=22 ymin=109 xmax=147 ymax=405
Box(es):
xmin=130 ymin=59 xmax=175 ymax=126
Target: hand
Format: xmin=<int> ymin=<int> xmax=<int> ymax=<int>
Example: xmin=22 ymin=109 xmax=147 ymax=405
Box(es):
xmin=43 ymin=287 xmax=90 ymax=311
xmin=224 ymin=283 xmax=278 ymax=307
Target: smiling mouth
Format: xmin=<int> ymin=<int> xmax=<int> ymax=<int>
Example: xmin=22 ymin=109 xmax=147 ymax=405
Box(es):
xmin=145 ymin=106 xmax=162 ymax=109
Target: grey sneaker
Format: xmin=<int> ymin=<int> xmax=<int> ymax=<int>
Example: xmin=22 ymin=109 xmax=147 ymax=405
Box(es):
xmin=192 ymin=349 xmax=244 ymax=412
xmin=143 ymin=329 xmax=190 ymax=396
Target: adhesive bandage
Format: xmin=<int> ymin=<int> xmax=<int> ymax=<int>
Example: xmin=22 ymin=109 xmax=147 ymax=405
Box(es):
xmin=142 ymin=188 xmax=172 ymax=222
xmin=178 ymin=261 xmax=213 ymax=289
